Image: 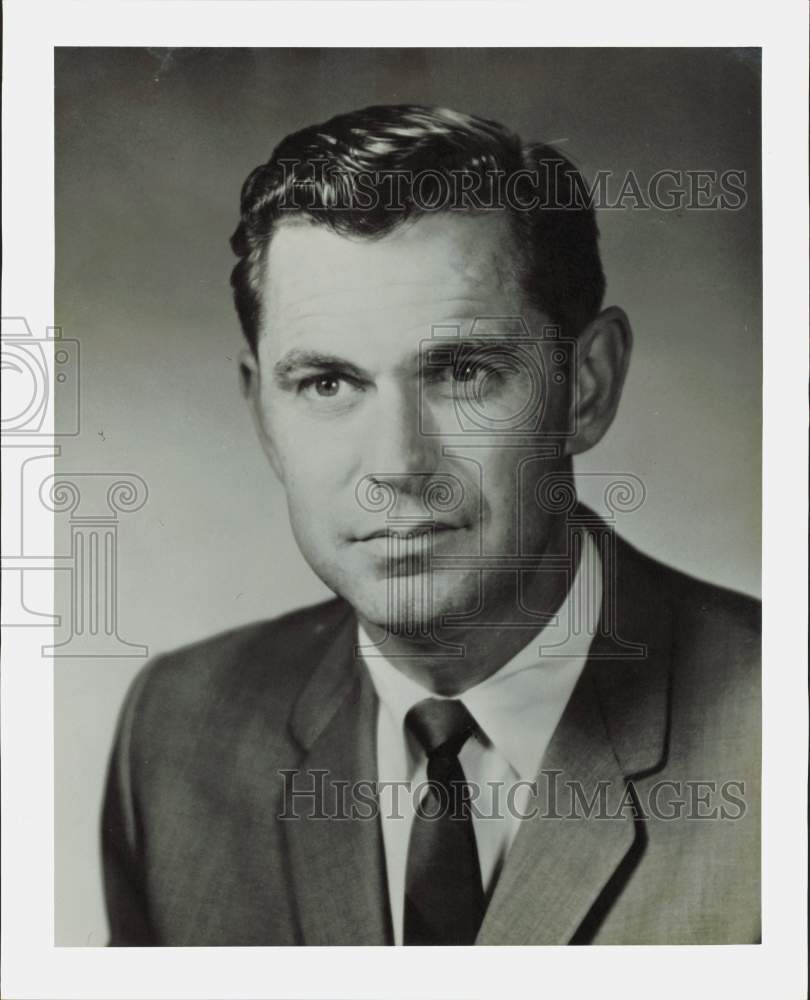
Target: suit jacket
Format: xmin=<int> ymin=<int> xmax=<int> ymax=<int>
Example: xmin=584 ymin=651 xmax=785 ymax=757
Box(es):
xmin=102 ymin=521 xmax=761 ymax=946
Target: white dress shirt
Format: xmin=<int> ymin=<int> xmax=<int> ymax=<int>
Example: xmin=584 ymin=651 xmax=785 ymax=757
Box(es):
xmin=359 ymin=530 xmax=603 ymax=944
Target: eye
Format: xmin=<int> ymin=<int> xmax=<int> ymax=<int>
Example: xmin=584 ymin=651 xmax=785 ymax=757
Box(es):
xmin=310 ymin=375 xmax=341 ymax=397
xmin=454 ymin=360 xmax=485 ymax=383
xmin=297 ymin=372 xmax=365 ymax=406
xmin=452 ymin=355 xmax=518 ymax=398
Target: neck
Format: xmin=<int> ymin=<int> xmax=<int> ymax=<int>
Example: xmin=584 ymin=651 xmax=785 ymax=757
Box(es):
xmin=359 ymin=517 xmax=576 ymax=696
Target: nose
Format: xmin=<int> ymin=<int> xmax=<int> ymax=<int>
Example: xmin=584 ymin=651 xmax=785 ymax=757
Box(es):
xmin=362 ymin=378 xmax=440 ymax=488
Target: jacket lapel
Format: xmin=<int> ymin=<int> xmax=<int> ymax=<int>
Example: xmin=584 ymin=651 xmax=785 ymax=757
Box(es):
xmin=280 ymin=518 xmax=672 ymax=946
xmin=477 ymin=524 xmax=673 ymax=945
xmin=283 ymin=608 xmax=393 ymax=945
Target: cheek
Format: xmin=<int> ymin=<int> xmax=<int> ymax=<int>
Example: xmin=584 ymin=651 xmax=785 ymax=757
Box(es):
xmin=476 ymin=447 xmax=567 ymax=525
xmin=283 ymin=478 xmax=340 ymax=568
xmin=262 ymin=404 xmax=336 ymax=485
xmin=278 ymin=461 xmax=339 ymax=522
xmin=462 ymin=451 xmax=523 ymax=536
xmin=543 ymin=365 xmax=575 ymax=433
xmin=265 ymin=415 xmax=353 ymax=538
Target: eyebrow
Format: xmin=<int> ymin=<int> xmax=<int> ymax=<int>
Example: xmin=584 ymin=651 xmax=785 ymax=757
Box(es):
xmin=272 ymin=337 xmax=536 ymax=387
xmin=425 ymin=336 xmax=532 ymax=352
xmin=421 ymin=337 xmax=537 ymax=365
xmin=272 ymin=350 xmax=371 ymax=388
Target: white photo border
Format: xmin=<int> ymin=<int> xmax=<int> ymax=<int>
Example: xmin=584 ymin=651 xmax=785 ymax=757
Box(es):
xmin=2 ymin=1 xmax=807 ymax=998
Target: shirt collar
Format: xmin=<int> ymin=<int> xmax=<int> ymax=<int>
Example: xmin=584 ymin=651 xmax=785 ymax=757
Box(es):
xmin=360 ymin=529 xmax=602 ymax=781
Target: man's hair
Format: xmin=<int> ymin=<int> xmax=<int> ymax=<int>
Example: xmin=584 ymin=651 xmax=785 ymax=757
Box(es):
xmin=230 ymin=105 xmax=605 ymax=355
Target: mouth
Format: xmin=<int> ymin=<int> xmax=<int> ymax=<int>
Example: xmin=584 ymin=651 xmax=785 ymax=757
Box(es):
xmin=357 ymin=522 xmax=463 ymax=542
xmin=350 ymin=522 xmax=470 ymax=576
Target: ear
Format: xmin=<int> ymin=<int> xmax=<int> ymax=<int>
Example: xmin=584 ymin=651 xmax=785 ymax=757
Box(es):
xmin=239 ymin=348 xmax=283 ymax=479
xmin=563 ymin=306 xmax=632 ymax=457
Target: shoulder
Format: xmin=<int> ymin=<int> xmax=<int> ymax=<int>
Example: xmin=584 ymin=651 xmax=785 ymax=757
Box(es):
xmin=648 ymin=548 xmax=759 ymax=657
xmin=616 ymin=531 xmax=760 ymax=644
xmin=615 ymin=533 xmax=760 ymax=723
xmin=117 ymin=595 xmax=355 ymax=739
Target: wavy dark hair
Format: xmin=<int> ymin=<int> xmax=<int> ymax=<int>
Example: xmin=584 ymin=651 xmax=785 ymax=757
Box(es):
xmin=230 ymin=105 xmax=605 ymax=355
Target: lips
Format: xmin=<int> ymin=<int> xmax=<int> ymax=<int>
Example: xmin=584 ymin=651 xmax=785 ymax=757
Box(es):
xmin=358 ymin=522 xmax=461 ymax=542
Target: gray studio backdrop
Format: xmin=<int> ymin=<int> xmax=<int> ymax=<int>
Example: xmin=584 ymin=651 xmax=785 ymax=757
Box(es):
xmin=54 ymin=48 xmax=761 ymax=945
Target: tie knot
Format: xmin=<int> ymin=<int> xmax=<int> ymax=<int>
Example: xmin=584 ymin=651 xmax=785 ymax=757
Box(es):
xmin=405 ymin=698 xmax=477 ymax=759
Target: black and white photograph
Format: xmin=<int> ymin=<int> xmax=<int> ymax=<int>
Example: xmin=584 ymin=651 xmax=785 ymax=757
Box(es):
xmin=55 ymin=45 xmax=766 ymax=948
xmin=2 ymin=4 xmax=807 ymax=999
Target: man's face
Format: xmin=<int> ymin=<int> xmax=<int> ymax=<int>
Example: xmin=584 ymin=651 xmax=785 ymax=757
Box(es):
xmin=248 ymin=212 xmax=574 ymax=631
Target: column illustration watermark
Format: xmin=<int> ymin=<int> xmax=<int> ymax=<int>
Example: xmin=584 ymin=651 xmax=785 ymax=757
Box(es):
xmin=1 ymin=315 xmax=150 ymax=657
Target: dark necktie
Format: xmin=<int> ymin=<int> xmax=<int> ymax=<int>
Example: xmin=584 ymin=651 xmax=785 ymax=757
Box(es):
xmin=403 ymin=697 xmax=485 ymax=945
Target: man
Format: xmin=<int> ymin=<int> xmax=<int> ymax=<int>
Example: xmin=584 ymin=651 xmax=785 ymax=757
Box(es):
xmin=102 ymin=105 xmax=760 ymax=946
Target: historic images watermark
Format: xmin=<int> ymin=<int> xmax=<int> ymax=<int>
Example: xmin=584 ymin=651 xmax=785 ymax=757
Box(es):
xmin=277 ymin=769 xmax=749 ymax=823
xmin=271 ymin=160 xmax=749 ymax=214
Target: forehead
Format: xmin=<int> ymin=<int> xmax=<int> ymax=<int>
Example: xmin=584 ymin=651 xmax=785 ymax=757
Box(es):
xmin=259 ymin=212 xmax=530 ymax=350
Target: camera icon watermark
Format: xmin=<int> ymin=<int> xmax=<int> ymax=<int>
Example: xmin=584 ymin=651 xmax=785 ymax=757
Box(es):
xmin=419 ymin=318 xmax=578 ymax=439
xmin=1 ymin=317 xmax=80 ymax=436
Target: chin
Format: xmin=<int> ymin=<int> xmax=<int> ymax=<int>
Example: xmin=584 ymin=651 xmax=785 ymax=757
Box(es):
xmin=340 ymin=568 xmax=482 ymax=635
